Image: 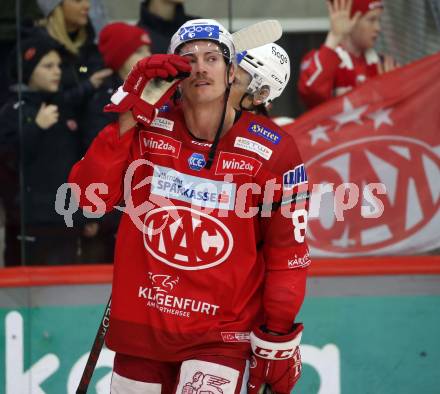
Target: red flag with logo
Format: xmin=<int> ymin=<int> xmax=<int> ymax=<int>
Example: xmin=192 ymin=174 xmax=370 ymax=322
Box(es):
xmin=284 ymin=52 xmax=440 ymax=256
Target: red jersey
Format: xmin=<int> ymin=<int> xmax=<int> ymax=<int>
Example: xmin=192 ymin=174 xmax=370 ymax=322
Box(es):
xmin=298 ymin=45 xmax=380 ymax=109
xmin=69 ymin=108 xmax=309 ymax=361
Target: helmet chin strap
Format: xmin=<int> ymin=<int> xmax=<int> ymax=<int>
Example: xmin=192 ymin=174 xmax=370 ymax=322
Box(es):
xmin=205 ymin=63 xmax=232 ymax=170
xmin=239 ymin=92 xmax=255 ymax=112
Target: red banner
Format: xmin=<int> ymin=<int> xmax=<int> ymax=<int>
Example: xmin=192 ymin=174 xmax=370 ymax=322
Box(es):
xmin=284 ymin=52 xmax=440 ymax=256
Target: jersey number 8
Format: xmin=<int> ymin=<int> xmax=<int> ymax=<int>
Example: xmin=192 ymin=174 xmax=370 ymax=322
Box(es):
xmin=292 ymin=209 xmax=308 ymax=243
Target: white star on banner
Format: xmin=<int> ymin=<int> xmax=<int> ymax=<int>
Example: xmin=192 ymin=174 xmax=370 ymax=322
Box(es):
xmin=309 ymin=125 xmax=330 ymax=145
xmin=332 ymin=97 xmax=368 ymax=130
xmin=367 ymin=108 xmax=394 ymax=130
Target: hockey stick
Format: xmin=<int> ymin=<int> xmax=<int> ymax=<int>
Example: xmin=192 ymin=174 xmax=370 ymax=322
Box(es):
xmin=76 ymin=296 xmax=112 ymax=394
xmin=258 ymin=383 xmax=273 ymax=394
xmin=232 ymin=19 xmax=283 ymax=52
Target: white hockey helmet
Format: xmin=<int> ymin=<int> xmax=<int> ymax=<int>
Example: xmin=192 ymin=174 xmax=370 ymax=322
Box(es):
xmin=237 ymin=43 xmax=290 ymax=103
xmin=169 ymin=19 xmax=235 ymax=64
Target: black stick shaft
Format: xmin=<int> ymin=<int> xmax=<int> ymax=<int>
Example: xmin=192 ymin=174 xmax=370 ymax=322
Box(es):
xmin=76 ymin=296 xmax=112 ymax=394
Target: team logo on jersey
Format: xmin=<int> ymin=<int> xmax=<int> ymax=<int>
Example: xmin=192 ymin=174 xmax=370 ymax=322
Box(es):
xmin=179 ymin=24 xmax=220 ymax=41
xmin=248 ymin=122 xmax=281 ymax=145
xmin=139 ymin=131 xmax=181 ymax=158
xmin=234 ymin=137 xmax=273 ymax=160
xmin=283 ymin=164 xmax=308 ymax=189
xmin=188 ymin=153 xmax=206 ymax=171
xmin=148 ymin=273 xmax=179 ymax=292
xmin=143 ymin=206 xmax=233 ymax=270
xmin=151 ymin=165 xmax=236 ymax=210
xmin=215 ymin=152 xmax=262 ymax=176
xmin=150 ymin=117 xmax=174 ymax=131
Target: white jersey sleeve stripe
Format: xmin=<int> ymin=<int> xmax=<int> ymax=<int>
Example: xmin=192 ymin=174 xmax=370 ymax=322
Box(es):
xmin=305 ymin=52 xmax=323 ymax=87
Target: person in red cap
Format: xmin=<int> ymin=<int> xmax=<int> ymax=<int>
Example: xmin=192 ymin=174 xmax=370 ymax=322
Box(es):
xmin=298 ymin=0 xmax=399 ymax=109
xmin=82 ymin=22 xmax=153 ymax=148
xmin=99 ymin=22 xmax=152 ymax=82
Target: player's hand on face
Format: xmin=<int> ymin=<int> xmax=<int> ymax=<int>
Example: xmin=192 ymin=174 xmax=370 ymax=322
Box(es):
xmin=35 ymin=102 xmax=59 ymax=129
xmin=105 ymin=54 xmax=191 ymax=128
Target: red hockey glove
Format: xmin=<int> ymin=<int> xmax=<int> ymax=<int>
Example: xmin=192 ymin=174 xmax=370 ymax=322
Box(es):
xmin=248 ymin=323 xmax=303 ymax=394
xmin=105 ymin=54 xmax=191 ymax=126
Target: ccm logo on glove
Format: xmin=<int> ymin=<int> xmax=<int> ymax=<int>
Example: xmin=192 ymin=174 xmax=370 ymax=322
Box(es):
xmin=254 ymin=346 xmax=297 ymax=360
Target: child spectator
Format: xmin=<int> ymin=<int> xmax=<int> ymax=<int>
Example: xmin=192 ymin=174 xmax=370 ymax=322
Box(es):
xmin=0 ymin=37 xmax=82 ymax=265
xmin=298 ymin=0 xmax=398 ymax=109
xmin=83 ymin=21 xmax=152 ymax=147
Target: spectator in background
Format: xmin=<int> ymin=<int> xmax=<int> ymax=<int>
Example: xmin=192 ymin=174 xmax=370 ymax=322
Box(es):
xmin=76 ymin=22 xmax=153 ymax=264
xmin=137 ymin=0 xmax=197 ymax=54
xmin=34 ymin=0 xmax=111 ymax=110
xmin=0 ymin=38 xmax=82 ymax=266
xmin=0 ymin=0 xmax=43 ymax=108
xmin=298 ymin=0 xmax=399 ymax=109
xmin=33 ymin=0 xmax=114 ymax=261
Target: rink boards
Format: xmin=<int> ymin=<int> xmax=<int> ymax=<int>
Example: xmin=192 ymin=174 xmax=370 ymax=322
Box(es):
xmin=0 ymin=259 xmax=439 ymax=394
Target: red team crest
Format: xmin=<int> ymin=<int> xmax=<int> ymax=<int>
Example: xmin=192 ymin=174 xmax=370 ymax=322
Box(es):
xmin=143 ymin=206 xmax=233 ymax=270
xmin=285 ymin=53 xmax=440 ymax=255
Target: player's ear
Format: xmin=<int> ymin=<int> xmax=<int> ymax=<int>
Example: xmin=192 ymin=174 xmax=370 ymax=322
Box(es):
xmin=228 ymin=63 xmax=235 ymax=85
xmin=253 ymin=86 xmax=270 ymax=106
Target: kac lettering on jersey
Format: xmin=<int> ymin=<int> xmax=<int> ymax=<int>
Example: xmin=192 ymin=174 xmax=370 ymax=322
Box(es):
xmin=215 ymin=151 xmax=262 ymax=176
xmin=283 ymin=164 xmax=308 ymax=190
xmin=150 ymin=117 xmax=174 ymax=131
xmin=143 ymin=206 xmax=233 ymax=270
xmin=151 ymin=165 xmax=236 ymax=210
xmin=248 ymin=122 xmax=281 ymax=145
xmin=234 ymin=137 xmax=273 ymax=160
xmin=140 ymin=131 xmax=181 ymax=158
xmin=188 ymin=152 xmax=206 ymax=171
xmin=179 ymin=24 xmax=220 ymax=41
xmin=288 ymin=251 xmax=311 ymax=269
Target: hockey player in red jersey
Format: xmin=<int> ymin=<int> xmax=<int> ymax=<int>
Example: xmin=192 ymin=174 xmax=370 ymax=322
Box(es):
xmin=298 ymin=0 xmax=399 ymax=109
xmin=69 ymin=18 xmax=309 ymax=394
